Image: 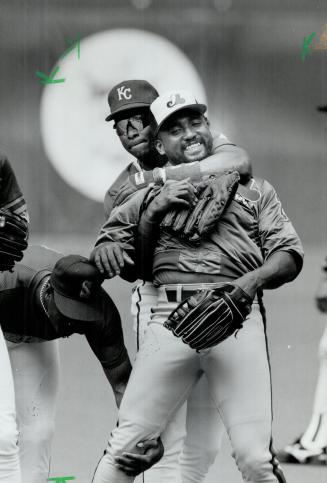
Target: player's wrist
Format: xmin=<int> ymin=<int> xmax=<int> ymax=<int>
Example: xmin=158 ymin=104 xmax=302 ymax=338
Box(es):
xmin=166 ymin=162 xmax=201 ymax=183
xmin=146 ymin=198 xmax=167 ymax=222
xmin=234 ymin=272 xmax=260 ymax=299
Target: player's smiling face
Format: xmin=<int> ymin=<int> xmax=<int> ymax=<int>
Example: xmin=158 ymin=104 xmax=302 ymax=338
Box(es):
xmin=155 ymin=109 xmax=213 ymax=165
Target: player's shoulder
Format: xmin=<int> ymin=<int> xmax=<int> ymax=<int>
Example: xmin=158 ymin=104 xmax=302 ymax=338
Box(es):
xmin=211 ymin=131 xmax=235 ymax=150
xmin=250 ymin=176 xmax=274 ymax=192
xmin=104 ymin=162 xmax=139 ymax=214
xmin=20 ymin=244 xmax=63 ymax=272
xmin=0 ymin=150 xmax=7 ymax=162
xmin=0 ymin=151 xmax=13 ymax=173
xmin=108 ymin=162 xmax=138 ymax=194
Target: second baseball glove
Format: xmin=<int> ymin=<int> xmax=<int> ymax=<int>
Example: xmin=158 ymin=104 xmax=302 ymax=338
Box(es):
xmin=0 ymin=209 xmax=28 ymax=271
xmin=164 ymin=284 xmax=253 ymax=350
xmin=160 ymin=170 xmax=240 ymax=243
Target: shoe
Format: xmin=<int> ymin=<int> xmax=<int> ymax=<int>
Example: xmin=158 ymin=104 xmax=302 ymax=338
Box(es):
xmin=276 ymin=437 xmax=327 ymax=465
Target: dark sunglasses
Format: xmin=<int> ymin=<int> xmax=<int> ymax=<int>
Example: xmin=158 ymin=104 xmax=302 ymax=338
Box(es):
xmin=114 ymin=114 xmax=149 ymax=137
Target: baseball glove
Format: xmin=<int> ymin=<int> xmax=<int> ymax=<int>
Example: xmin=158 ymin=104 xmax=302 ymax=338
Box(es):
xmin=164 ymin=284 xmax=253 ymax=350
xmin=160 ymin=170 xmax=240 ymax=243
xmin=0 ymin=209 xmax=28 ymax=271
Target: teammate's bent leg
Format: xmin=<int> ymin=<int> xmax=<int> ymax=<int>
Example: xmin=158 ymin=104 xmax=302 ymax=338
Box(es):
xmin=204 ymin=303 xmax=286 ymax=483
xmin=7 ymin=340 xmax=60 ymax=483
xmin=179 ymin=376 xmax=224 ymax=483
xmin=0 ymin=329 xmax=21 ymax=483
xmin=92 ymin=322 xmax=201 ymax=483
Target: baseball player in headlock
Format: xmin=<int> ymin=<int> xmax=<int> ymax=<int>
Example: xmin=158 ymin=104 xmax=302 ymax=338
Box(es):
xmin=92 ymin=79 xmax=252 ymax=481
xmin=0 ymin=152 xmax=29 ymax=483
xmin=91 ymin=90 xmax=304 ymax=483
xmin=1 ymin=245 xmax=163 ymax=483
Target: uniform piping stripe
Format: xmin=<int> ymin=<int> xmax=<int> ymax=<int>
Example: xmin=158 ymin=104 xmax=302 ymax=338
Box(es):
xmin=135 ymin=281 xmax=146 ymax=483
xmin=258 ymin=295 xmax=286 ymax=482
xmin=135 ymin=282 xmax=144 ymax=351
xmin=312 ymin=413 xmax=322 ymax=442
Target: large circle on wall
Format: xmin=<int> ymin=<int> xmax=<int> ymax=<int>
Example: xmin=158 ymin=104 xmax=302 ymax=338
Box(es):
xmin=40 ymin=29 xmax=206 ymax=202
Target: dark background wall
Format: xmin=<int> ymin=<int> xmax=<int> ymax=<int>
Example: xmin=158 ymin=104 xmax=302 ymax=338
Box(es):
xmin=0 ymin=0 xmax=326 ymax=245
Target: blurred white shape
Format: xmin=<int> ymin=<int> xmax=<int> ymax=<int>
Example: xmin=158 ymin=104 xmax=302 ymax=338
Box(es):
xmin=212 ymin=0 xmax=232 ymax=13
xmin=40 ymin=29 xmax=206 ymax=202
xmin=130 ymin=0 xmax=152 ymax=10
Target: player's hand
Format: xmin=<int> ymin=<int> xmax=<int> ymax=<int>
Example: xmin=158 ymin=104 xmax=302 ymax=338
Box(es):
xmin=147 ymin=179 xmax=197 ymax=221
xmin=316 ymin=273 xmax=327 ymax=313
xmin=115 ymin=437 xmax=164 ymax=476
xmin=91 ymin=242 xmax=134 ymax=278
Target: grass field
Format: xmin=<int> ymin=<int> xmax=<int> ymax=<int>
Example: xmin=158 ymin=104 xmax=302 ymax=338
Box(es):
xmin=31 ymin=234 xmax=327 ymax=483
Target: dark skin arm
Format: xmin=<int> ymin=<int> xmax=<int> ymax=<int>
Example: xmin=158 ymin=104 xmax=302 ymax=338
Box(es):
xmin=233 ymin=251 xmax=300 ymax=300
xmin=135 ymin=178 xmax=197 ymax=280
xmin=90 ymin=242 xmax=134 ymax=279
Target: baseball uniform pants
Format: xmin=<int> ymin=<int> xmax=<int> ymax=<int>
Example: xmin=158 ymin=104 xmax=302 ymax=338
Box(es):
xmin=131 ymin=282 xmax=224 ymax=483
xmin=0 ymin=328 xmax=21 ymax=483
xmin=93 ymin=284 xmax=286 ymax=483
xmin=7 ymin=339 xmax=60 ymax=483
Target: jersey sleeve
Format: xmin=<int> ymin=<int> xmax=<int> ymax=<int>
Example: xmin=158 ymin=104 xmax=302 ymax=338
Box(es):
xmin=94 ymin=189 xmax=150 ymax=281
xmin=103 ymin=163 xmax=138 ymax=218
xmin=95 ymin=188 xmax=148 ymax=250
xmin=212 ymin=132 xmax=236 ymax=152
xmin=0 ymin=154 xmax=29 ymax=222
xmin=256 ymin=179 xmax=304 ymax=270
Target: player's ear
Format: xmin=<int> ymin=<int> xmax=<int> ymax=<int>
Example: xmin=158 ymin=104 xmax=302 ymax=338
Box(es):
xmin=155 ymin=137 xmax=166 ymax=156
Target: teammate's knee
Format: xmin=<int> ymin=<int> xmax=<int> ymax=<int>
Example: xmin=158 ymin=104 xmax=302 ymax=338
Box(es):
xmin=0 ymin=425 xmax=19 ymax=457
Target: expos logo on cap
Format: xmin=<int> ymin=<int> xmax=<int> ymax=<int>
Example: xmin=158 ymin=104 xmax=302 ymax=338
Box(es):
xmin=105 ymin=80 xmax=159 ymax=121
xmin=166 ymin=93 xmax=186 ymax=108
xmin=150 ymin=89 xmax=207 ymax=134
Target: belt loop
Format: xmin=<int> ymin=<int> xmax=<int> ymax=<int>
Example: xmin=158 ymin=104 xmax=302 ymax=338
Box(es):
xmin=176 ymin=285 xmax=182 ymax=302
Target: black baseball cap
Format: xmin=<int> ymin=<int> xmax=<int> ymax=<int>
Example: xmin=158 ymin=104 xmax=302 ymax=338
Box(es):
xmin=50 ymin=255 xmax=104 ymax=321
xmin=105 ymin=80 xmax=159 ymax=122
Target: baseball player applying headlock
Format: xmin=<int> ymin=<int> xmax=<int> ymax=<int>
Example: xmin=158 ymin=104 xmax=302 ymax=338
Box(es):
xmin=92 ymin=79 xmax=252 ymax=482
xmin=0 ymin=152 xmax=29 ymax=483
xmin=1 ymin=245 xmax=162 ymax=483
xmin=91 ymin=90 xmax=304 ymax=483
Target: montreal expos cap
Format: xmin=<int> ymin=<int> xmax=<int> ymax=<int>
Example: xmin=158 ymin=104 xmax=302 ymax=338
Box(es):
xmin=150 ymin=90 xmax=207 ymax=135
xmin=50 ymin=255 xmax=104 ymax=321
xmin=106 ymin=80 xmax=159 ymax=121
